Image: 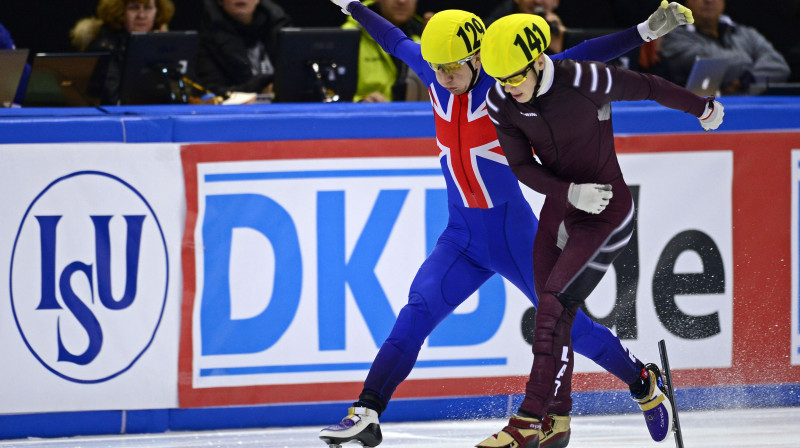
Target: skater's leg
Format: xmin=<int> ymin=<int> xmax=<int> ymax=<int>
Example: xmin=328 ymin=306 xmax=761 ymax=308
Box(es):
xmin=520 ymin=198 xmax=635 ymax=417
xmin=360 ymin=241 xmax=493 ymax=411
xmin=321 ymin=217 xmax=494 ymax=445
xmin=321 ymin=241 xmax=491 ymax=446
xmin=519 ymin=292 xmax=577 ymax=418
xmin=571 ymin=310 xmax=642 ymax=385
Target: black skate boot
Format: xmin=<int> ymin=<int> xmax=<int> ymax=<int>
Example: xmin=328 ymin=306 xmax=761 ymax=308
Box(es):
xmin=319 ymin=406 xmax=382 ymax=447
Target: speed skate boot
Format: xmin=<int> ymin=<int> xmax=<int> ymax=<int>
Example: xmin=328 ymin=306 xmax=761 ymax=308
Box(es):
xmin=476 ymin=414 xmax=541 ymax=448
xmin=319 ymin=406 xmax=382 ymax=447
xmin=631 ymin=363 xmax=673 ymax=442
xmin=539 ymin=414 xmax=571 ymax=448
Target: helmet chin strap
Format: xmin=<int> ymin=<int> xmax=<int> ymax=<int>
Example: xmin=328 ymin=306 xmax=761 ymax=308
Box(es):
xmin=465 ymin=60 xmax=480 ymax=93
xmin=529 ymin=65 xmax=544 ymax=103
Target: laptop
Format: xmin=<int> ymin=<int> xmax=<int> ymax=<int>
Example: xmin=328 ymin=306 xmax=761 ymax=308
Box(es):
xmin=685 ymin=57 xmax=729 ymax=96
xmin=23 ymin=52 xmax=109 ymax=107
xmin=0 ymin=48 xmax=29 ymax=107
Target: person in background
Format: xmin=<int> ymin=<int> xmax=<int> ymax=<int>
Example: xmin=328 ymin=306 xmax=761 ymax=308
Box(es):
xmin=70 ymin=0 xmax=175 ymax=105
xmin=476 ymin=12 xmax=721 ymax=448
xmin=0 ymin=23 xmax=31 ymax=106
xmin=343 ymin=0 xmax=427 ymax=102
xmin=484 ymin=0 xmax=567 ymax=54
xmin=196 ymin=0 xmax=291 ymax=97
xmin=659 ymin=0 xmax=790 ymax=94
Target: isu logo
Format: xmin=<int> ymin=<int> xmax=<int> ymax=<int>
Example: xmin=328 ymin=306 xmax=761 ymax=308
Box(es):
xmin=9 ymin=171 xmax=169 ymax=383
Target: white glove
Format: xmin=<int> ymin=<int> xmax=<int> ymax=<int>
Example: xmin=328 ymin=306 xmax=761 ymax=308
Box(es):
xmin=330 ymin=0 xmax=358 ymax=15
xmin=699 ymin=100 xmax=724 ymax=131
xmin=638 ymin=0 xmax=694 ymax=42
xmin=568 ymin=183 xmax=613 ymax=214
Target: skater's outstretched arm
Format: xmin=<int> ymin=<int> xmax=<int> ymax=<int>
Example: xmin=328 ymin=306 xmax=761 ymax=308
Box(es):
xmin=555 ymin=1 xmax=693 ymax=64
xmin=329 ymin=0 xmax=427 ymax=73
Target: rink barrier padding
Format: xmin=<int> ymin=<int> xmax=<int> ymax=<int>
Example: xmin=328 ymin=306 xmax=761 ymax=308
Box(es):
xmin=0 ymin=384 xmax=798 ymax=440
xmin=0 ymin=98 xmax=799 ymax=440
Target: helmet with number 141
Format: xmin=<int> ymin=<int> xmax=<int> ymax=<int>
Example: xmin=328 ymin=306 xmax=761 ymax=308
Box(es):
xmin=481 ymin=14 xmax=551 ymax=81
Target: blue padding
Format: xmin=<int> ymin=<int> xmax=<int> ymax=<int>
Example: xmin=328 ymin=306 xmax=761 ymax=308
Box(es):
xmin=120 ymin=116 xmax=175 ymax=142
xmin=1 ymin=384 xmax=798 ymax=440
xmin=611 ymin=97 xmax=800 ymax=134
xmin=126 ymin=409 xmax=170 ymax=434
xmin=171 ymin=108 xmax=435 ymax=142
xmin=0 ymin=410 xmax=121 ymax=440
xmin=1 ymin=97 xmax=797 ymax=144
xmin=0 ymin=116 xmax=127 ymax=143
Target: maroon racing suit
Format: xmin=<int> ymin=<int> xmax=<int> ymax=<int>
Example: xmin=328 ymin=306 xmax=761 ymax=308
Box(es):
xmin=486 ymin=55 xmax=709 ymax=418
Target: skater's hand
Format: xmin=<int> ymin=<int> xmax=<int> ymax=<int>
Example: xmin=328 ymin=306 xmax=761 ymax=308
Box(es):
xmin=329 ymin=0 xmax=359 ymax=15
xmin=568 ymin=183 xmax=613 ymax=214
xmin=699 ymin=100 xmax=724 ymax=131
xmin=639 ymin=0 xmax=693 ymax=42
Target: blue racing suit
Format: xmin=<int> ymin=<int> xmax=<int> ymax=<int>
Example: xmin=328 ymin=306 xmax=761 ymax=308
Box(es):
xmin=348 ymin=2 xmax=645 ymax=413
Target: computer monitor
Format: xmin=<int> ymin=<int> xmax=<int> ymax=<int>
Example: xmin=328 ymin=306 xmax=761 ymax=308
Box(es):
xmin=0 ymin=49 xmax=29 ymax=107
xmin=274 ymin=27 xmax=360 ymax=103
xmin=119 ymin=31 xmax=198 ymax=105
xmin=23 ymin=52 xmax=108 ymax=107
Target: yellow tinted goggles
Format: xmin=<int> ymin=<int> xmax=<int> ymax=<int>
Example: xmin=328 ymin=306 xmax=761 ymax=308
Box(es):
xmin=498 ymin=65 xmax=534 ymax=87
xmin=427 ymin=53 xmax=476 ymax=74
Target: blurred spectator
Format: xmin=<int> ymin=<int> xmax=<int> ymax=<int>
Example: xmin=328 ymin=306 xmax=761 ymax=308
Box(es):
xmin=725 ymin=0 xmax=800 ymax=83
xmin=342 ymin=0 xmax=427 ymax=102
xmin=485 ymin=0 xmax=567 ymax=54
xmin=0 ymin=23 xmax=31 ymax=105
xmin=196 ymin=0 xmax=291 ymax=97
xmin=659 ymin=0 xmax=790 ymax=94
xmin=70 ymin=0 xmax=176 ymax=104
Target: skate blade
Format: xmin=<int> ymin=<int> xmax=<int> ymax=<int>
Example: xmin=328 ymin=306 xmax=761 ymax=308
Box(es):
xmin=320 ymin=436 xmax=371 ymax=448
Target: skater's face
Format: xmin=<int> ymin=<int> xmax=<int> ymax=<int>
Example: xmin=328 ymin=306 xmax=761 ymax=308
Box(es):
xmin=500 ymin=55 xmax=544 ymax=103
xmin=433 ymin=51 xmax=481 ymax=96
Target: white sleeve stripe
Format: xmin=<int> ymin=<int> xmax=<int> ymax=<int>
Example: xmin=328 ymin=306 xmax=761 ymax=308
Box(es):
xmin=493 ymin=80 xmax=506 ymax=97
xmin=605 ymin=67 xmax=612 ymax=94
xmin=573 ymin=63 xmax=582 ymax=87
xmin=489 ymin=116 xmax=500 ymax=125
xmin=487 ymin=93 xmax=498 ymax=112
xmin=590 ymin=63 xmax=598 ymax=92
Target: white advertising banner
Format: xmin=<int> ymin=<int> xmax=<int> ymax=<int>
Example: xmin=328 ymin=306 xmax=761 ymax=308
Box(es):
xmin=186 ymin=148 xmax=734 ymax=392
xmin=0 ymin=143 xmax=184 ymax=413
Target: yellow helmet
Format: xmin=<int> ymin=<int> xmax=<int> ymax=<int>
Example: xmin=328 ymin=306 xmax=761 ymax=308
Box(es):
xmin=421 ymin=9 xmax=485 ymax=66
xmin=481 ymin=14 xmax=551 ymax=79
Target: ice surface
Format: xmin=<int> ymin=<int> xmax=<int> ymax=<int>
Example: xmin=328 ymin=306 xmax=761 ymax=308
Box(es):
xmin=0 ymin=407 xmax=797 ymax=447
